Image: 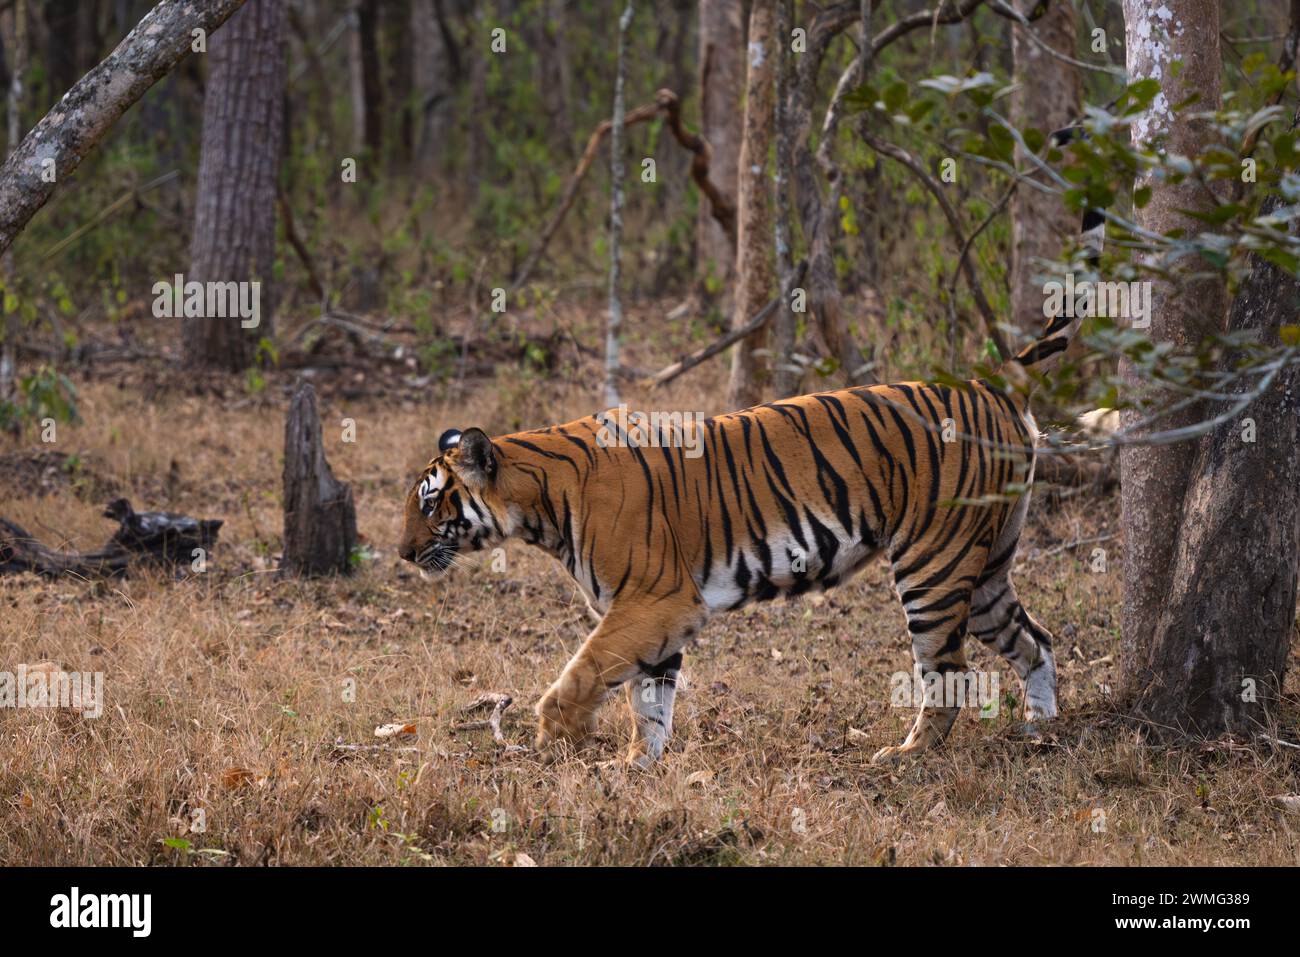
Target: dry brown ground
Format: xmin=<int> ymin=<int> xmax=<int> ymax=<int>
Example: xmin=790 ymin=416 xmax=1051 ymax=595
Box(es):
xmin=3 ymin=303 xmax=1299 ymax=866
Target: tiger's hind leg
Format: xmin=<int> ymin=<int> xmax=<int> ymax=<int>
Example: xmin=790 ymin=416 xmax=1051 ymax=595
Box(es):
xmin=872 ymin=547 xmax=988 ymax=763
xmin=623 ymin=651 xmax=683 ymax=768
xmin=969 ymin=514 xmax=1058 ymax=723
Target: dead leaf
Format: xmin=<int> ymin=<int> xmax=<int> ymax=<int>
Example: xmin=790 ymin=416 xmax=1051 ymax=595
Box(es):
xmin=685 ymin=769 xmax=713 ymax=788
xmin=374 ymin=723 xmax=417 ymax=739
xmin=222 ymin=766 xmax=256 ymax=789
xmin=512 ymin=852 xmax=537 ymax=867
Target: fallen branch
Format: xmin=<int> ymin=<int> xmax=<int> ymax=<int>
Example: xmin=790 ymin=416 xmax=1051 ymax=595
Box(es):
xmin=647 ymin=260 xmax=807 ymax=389
xmin=0 ymin=499 xmax=221 ymax=578
xmin=453 ymin=692 xmax=527 ymax=751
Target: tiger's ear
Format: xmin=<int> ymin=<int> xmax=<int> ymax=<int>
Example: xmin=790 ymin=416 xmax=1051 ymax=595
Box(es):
xmin=438 ymin=429 xmax=462 ymax=453
xmin=454 ymin=427 xmax=497 ymax=484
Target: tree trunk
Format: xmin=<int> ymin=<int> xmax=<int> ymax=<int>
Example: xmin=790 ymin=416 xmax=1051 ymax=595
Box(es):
xmin=789 ymin=5 xmax=862 ymax=388
xmin=183 ymin=0 xmax=285 ymax=371
xmin=1131 ymin=199 xmax=1300 ymax=735
xmin=281 ymin=382 xmax=357 ymax=577
xmin=605 ymin=3 xmax=633 ymax=409
xmin=0 ymin=0 xmax=250 ymax=258
xmin=769 ymin=0 xmax=798 ymax=398
xmin=411 ymin=0 xmax=454 ymax=177
xmin=726 ymin=0 xmax=776 ymax=410
xmin=1118 ymin=0 xmax=1227 ymax=700
xmin=1009 ymin=0 xmax=1079 ymax=338
xmin=347 ymin=0 xmax=382 ymax=158
xmin=696 ymin=0 xmax=743 ymax=290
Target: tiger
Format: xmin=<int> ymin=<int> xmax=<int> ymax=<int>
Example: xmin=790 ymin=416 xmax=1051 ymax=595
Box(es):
xmin=399 ymin=191 xmax=1099 ymax=768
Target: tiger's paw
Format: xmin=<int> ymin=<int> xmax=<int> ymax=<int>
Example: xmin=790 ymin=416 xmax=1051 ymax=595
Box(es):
xmin=870 ymin=744 xmax=911 ymax=764
xmin=534 ymin=696 xmax=593 ymax=762
xmin=622 ymin=741 xmax=663 ymax=771
xmin=870 ymin=734 xmax=941 ymax=764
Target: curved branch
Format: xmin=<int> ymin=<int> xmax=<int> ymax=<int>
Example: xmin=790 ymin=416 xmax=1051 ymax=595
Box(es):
xmin=860 ymin=131 xmax=1012 ymax=361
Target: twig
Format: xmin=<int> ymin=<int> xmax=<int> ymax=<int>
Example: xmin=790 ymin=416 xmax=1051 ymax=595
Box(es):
xmin=647 ymin=260 xmax=808 ymax=389
xmin=278 ymin=190 xmax=326 ymax=303
xmin=860 ymin=132 xmax=1012 ymax=360
xmin=41 ymin=170 xmax=180 ymax=261
xmin=510 ymin=88 xmax=736 ymax=294
xmin=453 ymin=693 xmax=526 ymax=751
xmin=1023 ymin=533 xmax=1115 ymax=563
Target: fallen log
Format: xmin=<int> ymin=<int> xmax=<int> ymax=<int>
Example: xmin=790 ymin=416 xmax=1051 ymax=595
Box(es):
xmin=0 ymin=499 xmax=223 ymax=578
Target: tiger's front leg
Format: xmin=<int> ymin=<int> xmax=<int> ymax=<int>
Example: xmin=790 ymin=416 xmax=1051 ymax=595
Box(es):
xmin=536 ymin=592 xmax=705 ymax=767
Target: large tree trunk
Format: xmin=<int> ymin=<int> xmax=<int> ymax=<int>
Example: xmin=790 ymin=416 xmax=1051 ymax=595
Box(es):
xmin=281 ymin=383 xmax=357 ymax=577
xmin=726 ymin=0 xmax=776 ymax=410
xmin=1118 ymin=0 xmax=1227 ymax=704
xmin=0 ymin=0 xmax=250 ymax=258
xmin=696 ymin=0 xmax=743 ymax=291
xmin=1131 ymin=198 xmax=1300 ymax=735
xmin=1009 ymin=0 xmax=1079 ymax=338
xmin=183 ymin=0 xmax=285 ymax=371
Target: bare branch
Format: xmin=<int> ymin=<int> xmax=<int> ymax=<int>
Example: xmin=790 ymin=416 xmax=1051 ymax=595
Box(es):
xmin=0 ymin=0 xmax=251 ymax=256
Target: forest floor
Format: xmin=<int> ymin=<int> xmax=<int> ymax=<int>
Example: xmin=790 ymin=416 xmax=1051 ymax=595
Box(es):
xmin=3 ymin=297 xmax=1300 ymax=866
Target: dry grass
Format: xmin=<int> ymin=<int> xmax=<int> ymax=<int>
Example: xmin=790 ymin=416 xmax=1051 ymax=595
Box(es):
xmin=3 ymin=302 xmax=1300 ymax=866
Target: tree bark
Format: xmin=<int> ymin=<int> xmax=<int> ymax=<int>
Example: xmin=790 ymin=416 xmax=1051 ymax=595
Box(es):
xmin=605 ymin=3 xmax=633 ymax=409
xmin=1009 ymin=0 xmax=1079 ymax=338
xmin=347 ymin=0 xmax=382 ymax=158
xmin=726 ymin=0 xmax=776 ymax=409
xmin=1131 ymin=199 xmax=1300 ymax=736
xmin=411 ymin=0 xmax=454 ymax=177
xmin=183 ymin=0 xmax=285 ymax=371
xmin=1118 ymin=0 xmax=1227 ymax=696
xmin=281 ymin=382 xmax=357 ymax=577
xmin=0 ymin=0 xmax=250 ymax=258
xmin=696 ymin=0 xmax=743 ymax=289
xmin=770 ymin=0 xmax=798 ymax=398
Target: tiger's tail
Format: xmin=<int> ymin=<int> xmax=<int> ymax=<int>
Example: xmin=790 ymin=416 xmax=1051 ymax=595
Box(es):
xmin=1008 ymin=125 xmax=1105 ymax=372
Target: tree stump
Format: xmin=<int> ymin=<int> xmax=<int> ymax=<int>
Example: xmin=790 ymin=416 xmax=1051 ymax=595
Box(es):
xmin=281 ymin=382 xmax=357 ymax=577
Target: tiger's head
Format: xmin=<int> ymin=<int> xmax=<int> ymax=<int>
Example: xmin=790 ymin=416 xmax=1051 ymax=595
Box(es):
xmin=398 ymin=427 xmax=506 ymax=571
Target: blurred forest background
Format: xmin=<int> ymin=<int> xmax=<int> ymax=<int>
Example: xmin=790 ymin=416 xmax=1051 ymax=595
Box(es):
xmin=0 ymin=0 xmax=1161 ymax=403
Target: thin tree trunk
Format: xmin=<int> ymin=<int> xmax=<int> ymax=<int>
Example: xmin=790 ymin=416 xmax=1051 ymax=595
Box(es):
xmin=411 ymin=0 xmax=453 ymax=177
xmin=0 ymin=0 xmax=250 ymax=258
xmin=346 ymin=0 xmax=382 ymax=158
xmin=605 ymin=2 xmax=633 ymax=409
xmin=726 ymin=0 xmax=776 ymax=409
xmin=1118 ymin=0 xmax=1227 ymax=699
xmin=696 ymin=0 xmax=743 ymax=291
xmin=183 ymin=0 xmax=285 ymax=371
xmin=770 ymin=0 xmax=798 ymax=398
xmin=1009 ymin=0 xmax=1079 ymax=338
